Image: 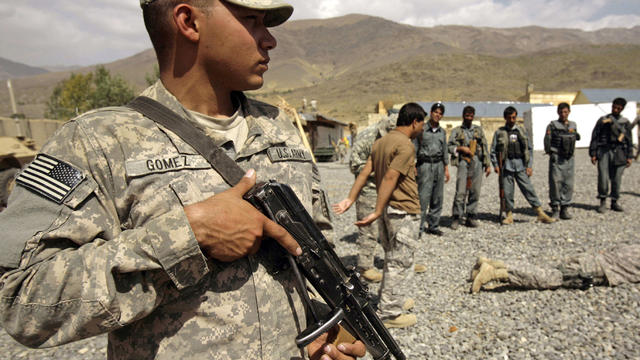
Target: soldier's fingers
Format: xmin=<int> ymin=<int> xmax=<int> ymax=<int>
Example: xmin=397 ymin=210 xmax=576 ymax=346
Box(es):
xmin=228 ymin=169 xmax=257 ymax=197
xmin=264 ymin=217 xmax=302 ymax=256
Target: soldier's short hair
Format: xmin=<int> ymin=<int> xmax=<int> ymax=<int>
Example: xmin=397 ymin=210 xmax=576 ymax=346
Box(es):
xmin=462 ymin=105 xmax=475 ymax=116
xmin=503 ymin=106 xmax=517 ymax=118
xmin=397 ymin=103 xmax=426 ymax=127
xmin=613 ymin=97 xmax=627 ymax=108
xmin=557 ymin=102 xmax=570 ymax=112
xmin=143 ymin=0 xmax=212 ymax=65
xmin=431 ymin=102 xmax=445 ymax=115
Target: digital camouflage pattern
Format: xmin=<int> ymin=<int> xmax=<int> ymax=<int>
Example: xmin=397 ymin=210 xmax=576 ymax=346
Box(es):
xmin=377 ymin=208 xmax=419 ymax=319
xmin=139 ymin=0 xmax=294 ymax=27
xmin=349 ymin=116 xmax=395 ymax=269
xmin=0 ymin=81 xmax=331 ymax=360
xmin=506 ymin=245 xmax=640 ymax=289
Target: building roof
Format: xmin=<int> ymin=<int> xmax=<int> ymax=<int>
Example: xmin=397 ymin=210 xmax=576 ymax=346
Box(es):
xmin=299 ymin=112 xmax=348 ymax=126
xmin=575 ymin=89 xmax=640 ymax=104
xmin=416 ymin=101 xmax=551 ymax=119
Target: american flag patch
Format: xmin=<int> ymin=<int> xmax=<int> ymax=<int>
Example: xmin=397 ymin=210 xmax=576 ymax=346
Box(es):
xmin=16 ymin=154 xmax=85 ymax=204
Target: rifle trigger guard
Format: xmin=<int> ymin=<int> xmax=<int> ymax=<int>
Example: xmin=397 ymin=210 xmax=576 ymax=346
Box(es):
xmin=295 ymin=307 xmax=345 ymax=348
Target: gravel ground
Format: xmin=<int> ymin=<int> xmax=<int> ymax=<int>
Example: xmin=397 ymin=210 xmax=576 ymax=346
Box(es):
xmin=1 ymin=148 xmax=639 ymax=359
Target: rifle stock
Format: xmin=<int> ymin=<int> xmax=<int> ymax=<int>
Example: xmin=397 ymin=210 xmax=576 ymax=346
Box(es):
xmin=244 ymin=181 xmax=405 ymax=360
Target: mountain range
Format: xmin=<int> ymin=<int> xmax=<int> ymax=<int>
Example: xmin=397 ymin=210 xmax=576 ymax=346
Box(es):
xmin=2 ymin=14 xmax=639 ymax=123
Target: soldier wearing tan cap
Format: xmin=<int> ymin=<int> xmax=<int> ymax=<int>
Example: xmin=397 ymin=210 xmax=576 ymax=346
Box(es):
xmin=0 ymin=1 xmax=365 ymax=359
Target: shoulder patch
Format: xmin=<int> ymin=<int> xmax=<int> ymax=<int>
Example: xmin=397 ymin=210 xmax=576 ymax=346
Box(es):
xmin=16 ymin=154 xmax=85 ymax=204
xmin=267 ymin=147 xmax=313 ymax=162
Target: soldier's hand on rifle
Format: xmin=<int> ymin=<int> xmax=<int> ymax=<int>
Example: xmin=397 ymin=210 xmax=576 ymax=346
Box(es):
xmin=308 ymin=325 xmax=367 ymax=360
xmin=591 ymin=156 xmax=597 ymax=165
xmin=184 ymin=169 xmax=302 ymax=262
xmin=485 ymin=167 xmax=491 ymax=177
xmin=526 ymin=167 xmax=533 ymax=177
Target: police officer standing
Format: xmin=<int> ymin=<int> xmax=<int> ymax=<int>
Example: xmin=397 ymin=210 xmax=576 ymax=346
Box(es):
xmin=447 ymin=106 xmax=491 ymax=229
xmin=415 ymin=103 xmax=450 ymax=236
xmin=589 ymin=97 xmax=633 ymax=213
xmin=490 ymin=106 xmax=556 ymax=224
xmin=544 ymin=102 xmax=581 ymax=219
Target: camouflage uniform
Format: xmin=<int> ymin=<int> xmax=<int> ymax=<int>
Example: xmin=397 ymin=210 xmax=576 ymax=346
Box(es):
xmin=447 ymin=124 xmax=491 ymax=220
xmin=348 ymin=117 xmax=394 ymax=270
xmin=544 ymin=119 xmax=580 ymax=209
xmin=0 ymin=82 xmax=331 ymax=360
xmin=506 ymin=245 xmax=640 ymax=289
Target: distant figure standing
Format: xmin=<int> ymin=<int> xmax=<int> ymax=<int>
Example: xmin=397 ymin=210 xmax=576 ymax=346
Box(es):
xmin=447 ymin=106 xmax=491 ymax=229
xmin=543 ymin=102 xmax=581 ymax=219
xmin=415 ymin=103 xmax=450 ymax=236
xmin=589 ymin=97 xmax=633 ymax=213
xmin=490 ymin=106 xmax=555 ymax=224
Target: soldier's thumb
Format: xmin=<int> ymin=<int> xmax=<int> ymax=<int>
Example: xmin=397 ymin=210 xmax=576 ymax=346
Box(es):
xmin=232 ymin=168 xmax=257 ymax=196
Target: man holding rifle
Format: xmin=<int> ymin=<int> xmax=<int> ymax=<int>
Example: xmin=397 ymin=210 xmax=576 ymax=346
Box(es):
xmin=0 ymin=1 xmax=365 ymax=359
xmin=490 ymin=106 xmax=556 ymax=225
xmin=447 ymin=106 xmax=491 ymax=229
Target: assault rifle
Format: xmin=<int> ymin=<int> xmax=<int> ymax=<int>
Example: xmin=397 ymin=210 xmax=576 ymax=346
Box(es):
xmin=498 ymin=152 xmax=506 ymax=224
xmin=244 ymin=181 xmax=405 ymax=360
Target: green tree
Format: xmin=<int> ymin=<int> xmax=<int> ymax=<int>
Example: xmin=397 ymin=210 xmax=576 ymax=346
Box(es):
xmin=46 ymin=66 xmax=135 ymax=120
xmin=145 ymin=64 xmax=160 ymax=86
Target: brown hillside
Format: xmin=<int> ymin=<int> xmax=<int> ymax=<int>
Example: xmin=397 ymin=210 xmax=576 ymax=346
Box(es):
xmin=1 ymin=14 xmax=638 ymax=121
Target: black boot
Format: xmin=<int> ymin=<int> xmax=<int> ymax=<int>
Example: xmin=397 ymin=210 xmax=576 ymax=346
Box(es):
xmin=551 ymin=205 xmax=559 ymax=219
xmin=597 ymin=199 xmax=606 ymax=213
xmin=465 ymin=214 xmax=479 ymax=228
xmin=611 ymin=201 xmax=624 ymax=212
xmin=560 ymin=205 xmax=572 ymax=220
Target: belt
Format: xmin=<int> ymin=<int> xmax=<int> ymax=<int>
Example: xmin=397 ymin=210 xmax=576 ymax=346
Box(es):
xmin=417 ymin=155 xmax=443 ymax=164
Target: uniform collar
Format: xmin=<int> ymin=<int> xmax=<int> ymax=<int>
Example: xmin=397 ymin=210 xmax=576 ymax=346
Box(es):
xmin=140 ymin=81 xmax=294 ymax=158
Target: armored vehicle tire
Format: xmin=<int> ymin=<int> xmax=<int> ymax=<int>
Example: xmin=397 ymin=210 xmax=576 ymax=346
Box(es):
xmin=0 ymin=168 xmax=20 ymax=207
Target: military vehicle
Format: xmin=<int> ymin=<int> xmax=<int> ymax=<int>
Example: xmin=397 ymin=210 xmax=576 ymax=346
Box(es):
xmin=0 ymin=136 xmax=37 ymax=206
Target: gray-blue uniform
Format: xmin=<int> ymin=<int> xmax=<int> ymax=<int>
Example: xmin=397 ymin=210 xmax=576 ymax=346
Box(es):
xmin=544 ymin=119 xmax=581 ymax=208
xmin=415 ymin=123 xmax=448 ymax=232
xmin=589 ymin=113 xmax=633 ymax=201
xmin=490 ymin=124 xmax=542 ymax=211
xmin=448 ymin=124 xmax=491 ymax=219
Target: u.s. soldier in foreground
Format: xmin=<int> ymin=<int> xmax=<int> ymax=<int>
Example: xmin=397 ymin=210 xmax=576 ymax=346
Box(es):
xmin=0 ymin=1 xmax=365 ymax=359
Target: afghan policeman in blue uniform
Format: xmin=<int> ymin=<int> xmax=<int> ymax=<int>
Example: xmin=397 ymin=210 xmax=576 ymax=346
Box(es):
xmin=543 ymin=102 xmax=580 ymax=219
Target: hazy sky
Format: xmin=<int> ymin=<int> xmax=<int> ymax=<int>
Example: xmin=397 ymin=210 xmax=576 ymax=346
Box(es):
xmin=1 ymin=0 xmax=639 ymax=68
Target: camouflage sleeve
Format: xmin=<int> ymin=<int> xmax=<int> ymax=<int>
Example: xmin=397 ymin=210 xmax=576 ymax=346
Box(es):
xmin=0 ymin=120 xmax=208 ymax=348
xmin=349 ymin=129 xmax=373 ymax=176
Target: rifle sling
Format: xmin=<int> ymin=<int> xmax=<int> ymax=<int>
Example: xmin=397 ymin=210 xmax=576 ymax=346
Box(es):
xmin=127 ymin=96 xmax=246 ymax=186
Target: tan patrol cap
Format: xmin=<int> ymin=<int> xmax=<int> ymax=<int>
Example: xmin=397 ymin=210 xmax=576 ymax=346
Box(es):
xmin=139 ymin=0 xmax=293 ymax=27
